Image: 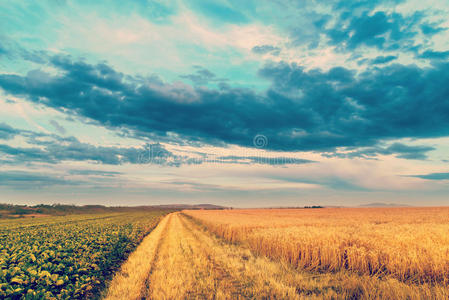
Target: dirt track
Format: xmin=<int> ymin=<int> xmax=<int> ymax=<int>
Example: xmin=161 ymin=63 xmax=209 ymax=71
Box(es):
xmin=105 ymin=212 xmax=312 ymax=299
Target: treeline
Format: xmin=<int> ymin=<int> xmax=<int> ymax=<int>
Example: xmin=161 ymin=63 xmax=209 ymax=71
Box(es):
xmin=0 ymin=203 xmax=174 ymax=218
xmin=0 ymin=203 xmax=229 ymax=218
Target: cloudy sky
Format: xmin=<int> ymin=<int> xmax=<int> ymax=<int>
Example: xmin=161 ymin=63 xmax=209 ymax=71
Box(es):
xmin=1 ymin=0 xmax=449 ymax=207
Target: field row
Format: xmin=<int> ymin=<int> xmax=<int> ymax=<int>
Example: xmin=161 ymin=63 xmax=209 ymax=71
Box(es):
xmin=0 ymin=211 xmax=169 ymax=299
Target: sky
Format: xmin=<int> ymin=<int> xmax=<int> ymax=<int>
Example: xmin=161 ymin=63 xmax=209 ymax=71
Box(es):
xmin=1 ymin=0 xmax=449 ymax=207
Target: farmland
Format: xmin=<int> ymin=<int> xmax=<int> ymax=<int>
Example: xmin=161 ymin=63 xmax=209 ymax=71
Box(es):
xmin=0 ymin=211 xmax=168 ymax=299
xmin=104 ymin=209 xmax=449 ymax=299
xmin=3 ymin=207 xmax=449 ymax=299
xmin=184 ymin=207 xmax=449 ymax=299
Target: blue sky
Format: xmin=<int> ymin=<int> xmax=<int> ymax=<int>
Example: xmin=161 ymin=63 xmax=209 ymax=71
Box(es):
xmin=1 ymin=0 xmax=449 ymax=207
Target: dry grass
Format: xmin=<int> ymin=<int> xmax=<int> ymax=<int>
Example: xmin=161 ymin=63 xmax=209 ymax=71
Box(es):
xmin=105 ymin=210 xmax=449 ymax=299
xmin=104 ymin=214 xmax=171 ymax=300
xmin=184 ymin=207 xmax=449 ymax=296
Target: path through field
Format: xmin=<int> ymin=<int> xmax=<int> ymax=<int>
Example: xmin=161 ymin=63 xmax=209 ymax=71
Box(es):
xmin=104 ymin=212 xmax=445 ymax=300
xmin=104 ymin=212 xmax=329 ymax=299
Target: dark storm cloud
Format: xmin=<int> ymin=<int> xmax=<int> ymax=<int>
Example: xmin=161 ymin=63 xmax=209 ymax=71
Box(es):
xmin=0 ymin=129 xmax=146 ymax=165
xmin=0 ymin=140 xmax=141 ymax=165
xmin=1 ymin=55 xmax=449 ymax=154
xmin=386 ymin=143 xmax=435 ymax=160
xmin=138 ymin=144 xmax=314 ymax=166
xmin=322 ymin=143 xmax=435 ymax=160
xmin=0 ymin=144 xmax=54 ymax=163
xmin=0 ymin=124 xmax=313 ymax=166
xmin=326 ymin=10 xmax=422 ymax=52
xmin=274 ymin=0 xmax=444 ymax=58
xmin=407 ymin=172 xmax=449 ymax=180
xmin=259 ymin=61 xmax=449 ymax=149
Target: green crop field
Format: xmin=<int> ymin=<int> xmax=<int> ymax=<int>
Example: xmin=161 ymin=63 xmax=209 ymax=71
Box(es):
xmin=0 ymin=211 xmax=169 ymax=299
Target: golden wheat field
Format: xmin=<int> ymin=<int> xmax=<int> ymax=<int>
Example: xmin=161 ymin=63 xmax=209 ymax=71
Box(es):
xmin=101 ymin=208 xmax=449 ymax=300
xmin=182 ymin=207 xmax=449 ymax=299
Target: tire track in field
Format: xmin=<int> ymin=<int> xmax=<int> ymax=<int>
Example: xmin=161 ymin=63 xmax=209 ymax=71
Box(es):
xmin=104 ymin=213 xmax=172 ymax=300
xmin=177 ymin=213 xmax=245 ymax=298
xmin=145 ymin=212 xmax=305 ymax=299
xmin=177 ymin=213 xmax=306 ymax=299
xmin=108 ymin=212 xmax=324 ymax=299
xmin=145 ymin=212 xmax=244 ymax=299
xmin=141 ymin=213 xmax=173 ymax=299
xmin=177 ymin=213 xmax=246 ymax=297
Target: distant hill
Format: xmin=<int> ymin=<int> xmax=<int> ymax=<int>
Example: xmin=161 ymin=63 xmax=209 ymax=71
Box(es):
xmin=264 ymin=206 xmax=325 ymax=209
xmin=359 ymin=202 xmax=411 ymax=207
xmin=0 ymin=203 xmax=228 ymax=218
xmin=152 ymin=204 xmax=228 ymax=210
